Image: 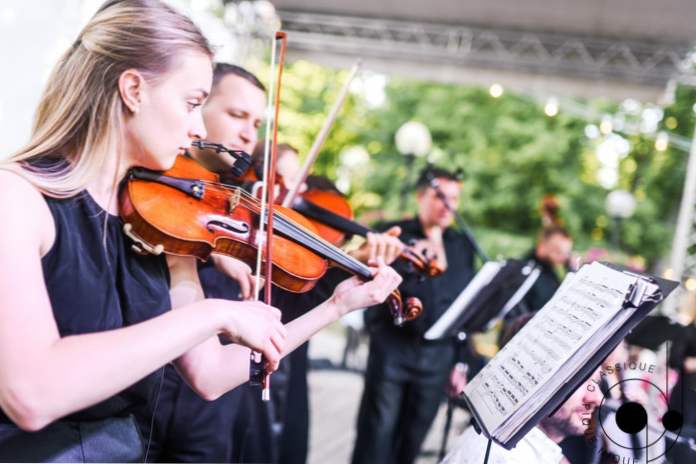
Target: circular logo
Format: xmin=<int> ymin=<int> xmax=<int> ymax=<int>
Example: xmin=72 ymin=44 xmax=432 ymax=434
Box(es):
xmin=597 ymin=377 xmax=683 ymax=462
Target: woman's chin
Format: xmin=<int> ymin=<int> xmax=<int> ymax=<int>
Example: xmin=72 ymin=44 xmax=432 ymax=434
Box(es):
xmin=147 ymin=153 xmax=179 ymax=171
xmin=162 ymin=155 xmax=179 ymax=170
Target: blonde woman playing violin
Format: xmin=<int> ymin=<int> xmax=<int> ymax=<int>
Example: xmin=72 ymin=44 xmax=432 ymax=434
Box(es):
xmin=0 ymin=1 xmax=401 ymax=461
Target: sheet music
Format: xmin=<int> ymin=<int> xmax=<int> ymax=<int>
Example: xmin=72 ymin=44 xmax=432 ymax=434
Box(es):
xmin=498 ymin=276 xmax=661 ymax=442
xmin=464 ymin=262 xmax=637 ymax=435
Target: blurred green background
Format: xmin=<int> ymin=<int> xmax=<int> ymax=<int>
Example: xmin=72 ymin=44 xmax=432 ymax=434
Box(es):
xmin=252 ymin=60 xmax=695 ymax=269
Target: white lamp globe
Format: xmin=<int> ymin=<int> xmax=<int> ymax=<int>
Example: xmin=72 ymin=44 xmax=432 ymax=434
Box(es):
xmin=395 ymin=121 xmax=432 ymax=157
xmin=606 ymin=190 xmax=637 ymax=219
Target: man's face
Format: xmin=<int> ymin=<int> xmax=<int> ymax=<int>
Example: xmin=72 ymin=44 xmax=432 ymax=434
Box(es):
xmin=538 ymin=233 xmax=573 ymax=267
xmin=201 ymin=74 xmax=265 ymax=162
xmin=545 ymin=369 xmax=603 ymax=436
xmin=417 ymin=178 xmax=461 ymax=229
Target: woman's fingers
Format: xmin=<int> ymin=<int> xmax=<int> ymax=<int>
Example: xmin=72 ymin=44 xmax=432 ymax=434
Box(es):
xmin=238 ymin=272 xmax=251 ymax=300
xmin=362 ymin=258 xmax=402 ymax=303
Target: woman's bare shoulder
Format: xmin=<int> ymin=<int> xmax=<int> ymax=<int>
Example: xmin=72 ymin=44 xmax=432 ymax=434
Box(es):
xmin=0 ymin=167 xmax=55 ymax=255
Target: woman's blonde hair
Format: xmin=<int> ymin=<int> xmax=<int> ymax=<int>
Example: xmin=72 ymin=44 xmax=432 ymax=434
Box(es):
xmin=2 ymin=0 xmax=213 ymax=197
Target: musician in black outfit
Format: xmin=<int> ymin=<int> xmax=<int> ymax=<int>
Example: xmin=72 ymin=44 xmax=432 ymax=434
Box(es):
xmin=0 ymin=3 xmax=405 ymax=462
xmin=150 ymin=64 xmax=405 ymax=463
xmin=351 ymin=167 xmax=475 ymax=464
xmin=506 ymin=225 xmax=573 ymax=322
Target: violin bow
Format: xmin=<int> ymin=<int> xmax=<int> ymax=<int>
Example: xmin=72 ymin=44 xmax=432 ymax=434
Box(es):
xmin=281 ymin=60 xmax=362 ymax=208
xmin=251 ymin=31 xmax=287 ymax=401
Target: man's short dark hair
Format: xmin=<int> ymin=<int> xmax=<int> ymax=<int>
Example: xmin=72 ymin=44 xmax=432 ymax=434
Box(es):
xmin=212 ymin=63 xmax=266 ymax=93
xmin=415 ymin=166 xmax=462 ymax=191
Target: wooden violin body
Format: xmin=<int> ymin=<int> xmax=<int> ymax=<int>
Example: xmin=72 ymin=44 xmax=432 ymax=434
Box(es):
xmin=297 ymin=188 xmax=353 ymax=246
xmin=118 ymin=155 xmax=422 ymax=325
xmin=237 ymin=171 xmax=442 ymax=278
xmin=119 ymin=155 xmax=326 ymax=293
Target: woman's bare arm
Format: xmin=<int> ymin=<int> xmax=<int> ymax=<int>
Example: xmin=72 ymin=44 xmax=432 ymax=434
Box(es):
xmin=0 ymin=171 xmax=280 ymax=431
xmin=172 ymin=257 xmax=401 ymax=399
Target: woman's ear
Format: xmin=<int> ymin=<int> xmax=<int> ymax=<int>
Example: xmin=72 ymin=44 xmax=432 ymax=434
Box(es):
xmin=118 ymin=68 xmax=145 ymax=114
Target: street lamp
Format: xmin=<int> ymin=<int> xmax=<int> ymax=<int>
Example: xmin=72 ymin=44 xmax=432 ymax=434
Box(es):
xmin=395 ymin=121 xmax=432 ymax=208
xmin=606 ymin=189 xmax=636 ymax=249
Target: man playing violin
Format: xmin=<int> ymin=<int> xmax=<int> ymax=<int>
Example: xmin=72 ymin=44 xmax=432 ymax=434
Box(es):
xmin=256 ymin=142 xmax=412 ymax=464
xmin=352 ymin=167 xmax=475 ymax=464
xmin=150 ymin=63 xmax=405 ymax=463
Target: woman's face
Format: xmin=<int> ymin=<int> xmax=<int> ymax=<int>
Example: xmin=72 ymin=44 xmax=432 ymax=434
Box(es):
xmin=124 ymin=51 xmax=212 ymax=170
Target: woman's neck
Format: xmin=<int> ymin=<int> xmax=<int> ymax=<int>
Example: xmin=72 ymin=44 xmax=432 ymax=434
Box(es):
xmin=85 ymin=147 xmax=132 ymax=215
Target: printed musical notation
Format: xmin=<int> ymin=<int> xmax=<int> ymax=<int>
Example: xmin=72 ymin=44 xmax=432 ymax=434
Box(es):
xmin=464 ymin=262 xmax=635 ymax=434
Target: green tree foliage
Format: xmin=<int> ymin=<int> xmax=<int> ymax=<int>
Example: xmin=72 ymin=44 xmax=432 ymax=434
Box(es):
xmin=250 ymin=60 xmax=365 ymax=179
xmin=258 ymin=60 xmax=692 ymax=266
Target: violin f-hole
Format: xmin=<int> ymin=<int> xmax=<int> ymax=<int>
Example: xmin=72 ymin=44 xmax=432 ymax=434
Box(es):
xmin=206 ymin=215 xmax=250 ymax=236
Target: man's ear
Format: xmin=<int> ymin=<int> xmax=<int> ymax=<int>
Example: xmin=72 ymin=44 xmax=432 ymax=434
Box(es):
xmin=118 ymin=68 xmax=145 ymax=114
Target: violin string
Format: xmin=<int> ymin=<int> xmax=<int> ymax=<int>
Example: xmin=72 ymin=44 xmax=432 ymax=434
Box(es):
xmin=201 ymin=181 xmax=372 ymax=276
xmin=203 ymin=181 xmax=354 ymax=251
xmin=198 ymin=179 xmax=432 ymax=272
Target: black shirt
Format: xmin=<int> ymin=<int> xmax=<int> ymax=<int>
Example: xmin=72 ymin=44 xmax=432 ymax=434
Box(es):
xmin=0 ymin=191 xmax=170 ymax=427
xmin=365 ymin=217 xmax=475 ymax=339
xmin=519 ymin=249 xmax=562 ymax=313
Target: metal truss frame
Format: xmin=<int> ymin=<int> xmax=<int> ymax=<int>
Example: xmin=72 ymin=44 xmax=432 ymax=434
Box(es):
xmin=278 ymin=10 xmax=695 ymax=87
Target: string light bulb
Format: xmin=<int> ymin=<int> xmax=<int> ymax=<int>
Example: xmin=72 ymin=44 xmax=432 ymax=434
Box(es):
xmin=655 ymin=132 xmax=669 ymax=152
xmin=489 ymin=83 xmax=504 ymax=98
xmin=544 ymin=97 xmax=559 ymax=117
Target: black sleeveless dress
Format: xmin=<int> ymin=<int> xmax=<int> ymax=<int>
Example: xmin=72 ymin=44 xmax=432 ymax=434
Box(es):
xmin=0 ymin=189 xmax=171 ymax=462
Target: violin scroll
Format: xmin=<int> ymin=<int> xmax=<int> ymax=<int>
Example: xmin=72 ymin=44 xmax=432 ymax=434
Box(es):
xmin=385 ymin=290 xmax=423 ymax=326
xmin=404 ymin=297 xmax=423 ymax=321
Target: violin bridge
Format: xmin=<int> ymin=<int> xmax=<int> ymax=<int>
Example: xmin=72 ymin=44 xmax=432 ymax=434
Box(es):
xmin=227 ymin=189 xmax=241 ymax=214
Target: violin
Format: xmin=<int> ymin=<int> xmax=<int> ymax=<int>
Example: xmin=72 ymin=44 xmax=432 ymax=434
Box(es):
xmin=232 ymin=166 xmax=443 ymax=277
xmin=118 ymin=154 xmax=423 ymax=325
xmin=289 ymin=183 xmax=443 ymax=277
xmin=291 ymin=182 xmax=352 ymax=246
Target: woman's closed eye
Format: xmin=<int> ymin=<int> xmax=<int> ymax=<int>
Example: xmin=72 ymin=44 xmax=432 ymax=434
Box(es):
xmin=187 ymin=101 xmax=202 ymax=111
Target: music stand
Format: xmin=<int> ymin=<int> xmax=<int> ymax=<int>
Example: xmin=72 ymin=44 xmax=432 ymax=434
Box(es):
xmin=425 ymin=259 xmax=540 ymax=341
xmin=431 ymin=259 xmax=542 ymax=460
